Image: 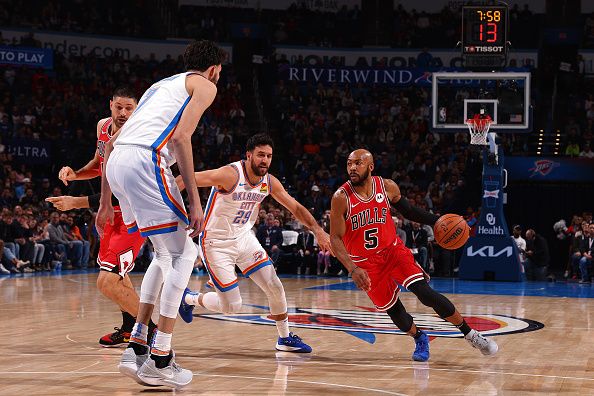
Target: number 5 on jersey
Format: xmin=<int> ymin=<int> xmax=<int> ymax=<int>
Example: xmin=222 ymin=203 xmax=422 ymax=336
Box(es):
xmin=364 ymin=228 xmax=379 ymax=249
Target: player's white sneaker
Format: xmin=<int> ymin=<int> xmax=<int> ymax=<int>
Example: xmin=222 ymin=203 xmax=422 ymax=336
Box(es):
xmin=118 ymin=347 xmax=152 ymax=386
xmin=137 ymin=351 xmax=193 ymax=389
xmin=465 ymin=329 xmax=498 ymax=356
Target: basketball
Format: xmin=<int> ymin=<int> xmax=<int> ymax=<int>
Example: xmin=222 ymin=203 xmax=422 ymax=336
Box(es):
xmin=434 ymin=214 xmax=470 ymax=250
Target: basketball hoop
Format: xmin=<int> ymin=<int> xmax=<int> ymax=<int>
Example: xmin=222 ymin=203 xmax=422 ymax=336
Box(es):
xmin=466 ymin=117 xmax=492 ymax=145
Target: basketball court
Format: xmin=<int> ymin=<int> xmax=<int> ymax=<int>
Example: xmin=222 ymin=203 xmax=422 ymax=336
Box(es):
xmin=2 ymin=271 xmax=594 ymax=395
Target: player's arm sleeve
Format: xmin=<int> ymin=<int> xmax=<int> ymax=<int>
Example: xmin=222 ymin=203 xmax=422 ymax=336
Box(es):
xmin=384 ymin=178 xmax=439 ymax=226
xmin=87 ymin=193 xmax=100 ymax=210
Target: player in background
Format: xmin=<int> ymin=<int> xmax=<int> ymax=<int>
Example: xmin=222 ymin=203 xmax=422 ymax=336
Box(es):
xmin=330 ymin=149 xmax=498 ymax=362
xmin=49 ymin=88 xmax=154 ymax=347
xmin=98 ymin=40 xmax=225 ymax=388
xmin=178 ymin=133 xmax=332 ymax=353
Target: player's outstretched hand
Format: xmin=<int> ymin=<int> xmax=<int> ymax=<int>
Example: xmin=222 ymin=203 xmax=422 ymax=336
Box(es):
xmin=351 ymin=267 xmax=371 ymax=292
xmin=46 ymin=196 xmax=77 ymax=211
xmin=187 ymin=203 xmax=205 ymax=238
xmin=315 ymin=230 xmax=334 ymax=256
xmin=96 ymin=201 xmax=114 ymax=238
xmin=58 ymin=166 xmax=76 ymax=186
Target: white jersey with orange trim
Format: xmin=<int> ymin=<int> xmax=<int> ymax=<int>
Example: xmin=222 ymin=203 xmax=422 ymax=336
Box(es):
xmin=202 ymin=160 xmax=271 ymax=240
xmin=114 ymin=72 xmax=195 ymax=167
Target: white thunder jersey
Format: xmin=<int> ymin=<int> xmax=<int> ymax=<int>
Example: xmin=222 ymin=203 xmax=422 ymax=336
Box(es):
xmin=203 ymin=160 xmax=271 ymax=240
xmin=115 ymin=72 xmax=197 ymax=167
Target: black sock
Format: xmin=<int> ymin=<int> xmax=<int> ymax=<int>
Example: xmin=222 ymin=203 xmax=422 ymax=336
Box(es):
xmin=147 ymin=320 xmax=158 ymax=345
xmin=121 ymin=311 xmax=136 ymax=333
xmin=128 ymin=341 xmax=148 ymax=355
xmin=151 ymin=352 xmax=172 ymax=369
xmin=413 ymin=328 xmax=424 ymax=339
xmin=455 ymin=320 xmax=472 ymax=336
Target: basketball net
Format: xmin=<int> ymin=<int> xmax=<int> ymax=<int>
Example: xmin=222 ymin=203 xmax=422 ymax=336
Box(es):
xmin=466 ymin=116 xmax=492 ymax=146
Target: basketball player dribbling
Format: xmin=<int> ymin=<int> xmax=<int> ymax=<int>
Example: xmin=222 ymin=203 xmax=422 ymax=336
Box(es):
xmin=330 ymin=149 xmax=498 ymax=361
xmin=98 ymin=40 xmax=226 ymax=388
xmin=49 ymin=88 xmax=155 ymax=348
xmin=178 ymin=133 xmax=332 ymax=353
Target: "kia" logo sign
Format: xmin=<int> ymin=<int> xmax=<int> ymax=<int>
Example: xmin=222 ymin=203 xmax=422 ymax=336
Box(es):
xmin=467 ymin=245 xmax=513 ymax=257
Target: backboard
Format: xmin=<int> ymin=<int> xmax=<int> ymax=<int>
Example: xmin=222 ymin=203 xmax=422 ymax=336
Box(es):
xmin=431 ymin=72 xmax=532 ymax=133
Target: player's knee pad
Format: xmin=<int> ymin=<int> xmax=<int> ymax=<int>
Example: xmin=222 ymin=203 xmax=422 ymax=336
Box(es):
xmin=408 ymin=280 xmax=455 ymax=318
xmin=386 ymin=299 xmax=413 ymax=332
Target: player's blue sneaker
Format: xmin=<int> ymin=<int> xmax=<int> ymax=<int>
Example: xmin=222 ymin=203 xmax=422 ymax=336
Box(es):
xmin=178 ymin=288 xmax=197 ymax=324
xmin=412 ymin=331 xmax=430 ymax=362
xmin=276 ymin=333 xmax=312 ymax=353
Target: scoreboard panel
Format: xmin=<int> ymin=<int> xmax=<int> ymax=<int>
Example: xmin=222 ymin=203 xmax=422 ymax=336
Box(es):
xmin=462 ymin=6 xmax=508 ymax=69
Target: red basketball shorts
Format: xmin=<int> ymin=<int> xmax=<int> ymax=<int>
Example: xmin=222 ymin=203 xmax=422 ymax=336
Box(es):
xmin=98 ymin=210 xmax=145 ymax=278
xmin=356 ymin=240 xmax=429 ymax=311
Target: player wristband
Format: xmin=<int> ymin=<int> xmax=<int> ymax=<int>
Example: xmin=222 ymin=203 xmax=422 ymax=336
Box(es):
xmin=349 ymin=266 xmax=359 ymax=276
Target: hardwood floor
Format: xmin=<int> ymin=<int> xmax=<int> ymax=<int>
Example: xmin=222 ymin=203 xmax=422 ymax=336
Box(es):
xmin=1 ymin=271 xmax=593 ymax=395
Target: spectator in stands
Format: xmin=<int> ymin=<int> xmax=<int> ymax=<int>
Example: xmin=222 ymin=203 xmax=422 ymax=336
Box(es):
xmin=256 ymin=214 xmax=283 ymax=267
xmin=47 ymin=211 xmax=81 ymax=269
xmin=64 ymin=214 xmax=90 ymax=268
xmin=524 ymin=229 xmax=550 ymax=281
xmin=578 ymin=223 xmax=593 ymax=283
xmin=512 ymin=224 xmax=526 ymax=264
xmin=405 ymin=221 xmax=429 ymax=271
xmin=305 ymin=185 xmax=325 ymax=220
xmin=0 ymin=238 xmax=32 ymax=273
xmin=296 ymin=226 xmax=316 ymax=275
xmin=316 ymin=210 xmax=333 ymax=275
xmin=579 ymin=143 xmax=594 ymax=158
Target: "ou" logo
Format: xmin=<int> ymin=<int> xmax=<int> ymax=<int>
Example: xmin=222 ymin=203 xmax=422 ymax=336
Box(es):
xmin=486 ymin=213 xmax=496 ymax=226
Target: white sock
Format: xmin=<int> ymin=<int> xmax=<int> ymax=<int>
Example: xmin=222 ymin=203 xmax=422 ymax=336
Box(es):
xmin=184 ymin=291 xmax=202 ymax=306
xmin=130 ymin=323 xmax=148 ymax=345
xmin=276 ymin=317 xmax=290 ymax=338
xmin=151 ymin=330 xmax=172 ymax=356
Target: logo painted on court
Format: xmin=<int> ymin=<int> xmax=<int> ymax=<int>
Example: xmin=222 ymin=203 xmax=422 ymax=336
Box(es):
xmin=196 ymin=307 xmax=543 ymax=343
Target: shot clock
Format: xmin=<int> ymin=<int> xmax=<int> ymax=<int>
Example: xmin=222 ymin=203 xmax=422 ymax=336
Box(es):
xmin=462 ymin=5 xmax=508 ymax=69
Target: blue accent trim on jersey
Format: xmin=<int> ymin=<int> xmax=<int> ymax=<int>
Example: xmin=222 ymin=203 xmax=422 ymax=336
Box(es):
xmin=140 ymin=225 xmax=178 ymax=237
xmin=127 ymin=225 xmax=139 ymax=234
xmin=244 ymin=260 xmax=273 ymax=277
xmin=152 ymin=151 xmax=190 ymax=225
xmin=151 ymin=96 xmax=191 ymax=150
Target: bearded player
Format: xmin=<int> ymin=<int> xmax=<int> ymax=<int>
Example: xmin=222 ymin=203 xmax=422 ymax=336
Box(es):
xmin=329 ymin=149 xmax=498 ymax=362
xmin=52 ymin=87 xmax=155 ymax=347
xmin=178 ymin=133 xmax=332 ymax=353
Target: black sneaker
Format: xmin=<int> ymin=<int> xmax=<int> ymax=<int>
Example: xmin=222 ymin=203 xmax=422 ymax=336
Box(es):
xmin=99 ymin=327 xmax=131 ymax=347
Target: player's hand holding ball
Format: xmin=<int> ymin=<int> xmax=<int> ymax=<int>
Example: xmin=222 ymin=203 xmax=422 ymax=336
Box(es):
xmin=434 ymin=214 xmax=470 ymax=250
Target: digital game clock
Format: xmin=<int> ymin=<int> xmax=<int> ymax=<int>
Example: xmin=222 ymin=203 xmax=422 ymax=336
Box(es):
xmin=462 ymin=5 xmax=508 ymax=69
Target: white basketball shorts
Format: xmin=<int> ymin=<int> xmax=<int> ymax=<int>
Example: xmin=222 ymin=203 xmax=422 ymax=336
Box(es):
xmin=107 ymin=145 xmax=189 ymax=237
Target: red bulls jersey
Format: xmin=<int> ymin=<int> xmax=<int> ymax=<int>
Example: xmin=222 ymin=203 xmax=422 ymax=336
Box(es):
xmin=97 ymin=117 xmax=113 ymax=174
xmin=341 ymin=176 xmax=397 ymax=259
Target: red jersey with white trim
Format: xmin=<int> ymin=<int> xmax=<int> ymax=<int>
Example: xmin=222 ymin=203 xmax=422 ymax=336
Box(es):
xmin=97 ymin=117 xmax=113 ymax=175
xmin=341 ymin=176 xmax=397 ymax=259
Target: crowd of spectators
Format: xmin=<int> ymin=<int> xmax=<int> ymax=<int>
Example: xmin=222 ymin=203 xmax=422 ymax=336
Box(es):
xmin=0 ymin=0 xmax=163 ymax=38
xmin=557 ymin=213 xmax=593 ymax=283
xmin=0 ymin=0 xmax=543 ymax=50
